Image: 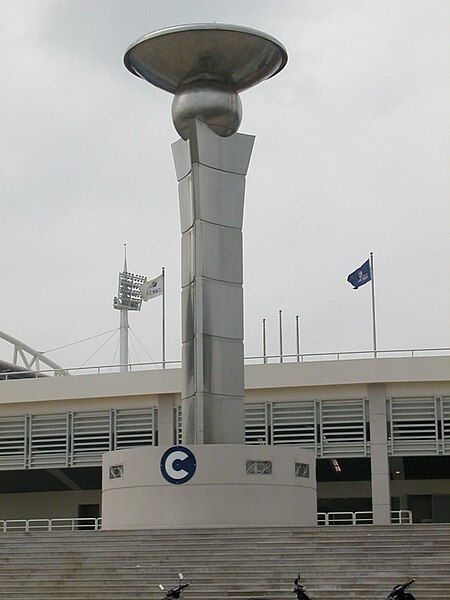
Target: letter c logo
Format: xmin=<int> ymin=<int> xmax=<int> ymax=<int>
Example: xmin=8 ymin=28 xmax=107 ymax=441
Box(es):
xmin=160 ymin=446 xmax=197 ymax=484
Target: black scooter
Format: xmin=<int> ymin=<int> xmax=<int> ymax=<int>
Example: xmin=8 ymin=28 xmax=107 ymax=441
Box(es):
xmin=293 ymin=574 xmax=311 ymax=600
xmin=249 ymin=574 xmax=311 ymax=600
xmin=386 ymin=579 xmax=416 ymax=599
xmin=158 ymin=572 xmax=189 ymax=599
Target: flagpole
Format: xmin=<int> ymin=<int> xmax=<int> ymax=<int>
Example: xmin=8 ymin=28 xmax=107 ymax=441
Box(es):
xmin=262 ymin=318 xmax=267 ymax=364
xmin=296 ymin=315 xmax=301 ymax=362
xmin=162 ymin=266 xmax=166 ymax=369
xmin=279 ymin=309 xmax=283 ymax=364
xmin=369 ymin=252 xmax=377 ymax=358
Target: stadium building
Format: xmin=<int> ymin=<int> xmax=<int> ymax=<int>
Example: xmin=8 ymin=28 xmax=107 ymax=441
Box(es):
xmin=0 ymin=332 xmax=449 ymax=528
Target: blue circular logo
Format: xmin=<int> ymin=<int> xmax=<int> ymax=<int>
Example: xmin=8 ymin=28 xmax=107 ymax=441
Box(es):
xmin=160 ymin=446 xmax=197 ymax=485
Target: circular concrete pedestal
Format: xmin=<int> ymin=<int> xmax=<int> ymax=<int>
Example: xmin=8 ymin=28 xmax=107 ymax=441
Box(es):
xmin=102 ymin=444 xmax=316 ymax=529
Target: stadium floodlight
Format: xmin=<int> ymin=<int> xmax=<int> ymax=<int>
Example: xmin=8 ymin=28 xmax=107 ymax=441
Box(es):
xmin=113 ymin=271 xmax=146 ymax=312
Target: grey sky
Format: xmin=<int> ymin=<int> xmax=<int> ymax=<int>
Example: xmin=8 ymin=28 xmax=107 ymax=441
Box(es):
xmin=0 ymin=0 xmax=449 ymax=370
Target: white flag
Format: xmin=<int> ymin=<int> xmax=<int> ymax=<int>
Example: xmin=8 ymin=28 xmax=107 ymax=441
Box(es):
xmin=140 ymin=274 xmax=163 ymax=301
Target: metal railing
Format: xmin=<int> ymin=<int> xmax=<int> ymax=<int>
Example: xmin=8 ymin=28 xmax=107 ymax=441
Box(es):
xmin=390 ymin=510 xmax=414 ymax=524
xmin=317 ymin=510 xmax=412 ymax=526
xmin=248 ymin=347 xmax=450 ymax=365
xmin=0 ymin=513 xmax=414 ymax=532
xmin=1 ymin=347 xmax=448 ymax=380
xmin=0 ymin=517 xmax=102 ymax=532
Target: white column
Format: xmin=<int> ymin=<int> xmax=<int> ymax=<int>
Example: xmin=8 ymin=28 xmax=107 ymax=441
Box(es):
xmin=368 ymin=383 xmax=391 ymax=524
xmin=157 ymin=394 xmax=176 ymax=446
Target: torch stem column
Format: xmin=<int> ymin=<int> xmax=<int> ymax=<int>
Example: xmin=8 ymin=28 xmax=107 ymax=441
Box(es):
xmin=172 ymin=120 xmax=255 ymax=444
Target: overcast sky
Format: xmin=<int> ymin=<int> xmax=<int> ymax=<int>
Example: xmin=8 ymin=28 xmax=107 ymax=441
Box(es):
xmin=0 ymin=0 xmax=448 ymax=371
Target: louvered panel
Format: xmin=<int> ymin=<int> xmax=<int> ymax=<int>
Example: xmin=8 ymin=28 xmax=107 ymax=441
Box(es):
xmin=389 ymin=397 xmax=438 ymax=455
xmin=245 ymin=403 xmax=268 ymax=445
xmin=320 ymin=399 xmax=367 ymax=457
xmin=175 ymin=405 xmax=182 ymax=445
xmin=115 ymin=408 xmax=155 ymax=449
xmin=29 ymin=414 xmax=68 ymax=468
xmin=272 ymin=401 xmax=315 ymax=447
xmin=0 ymin=415 xmax=26 ymax=469
xmin=440 ymin=396 xmax=450 ymax=454
xmin=72 ymin=411 xmax=111 ymax=466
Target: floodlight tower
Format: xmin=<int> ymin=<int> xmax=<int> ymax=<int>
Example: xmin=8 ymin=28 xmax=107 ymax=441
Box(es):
xmin=113 ymin=248 xmax=146 ymax=372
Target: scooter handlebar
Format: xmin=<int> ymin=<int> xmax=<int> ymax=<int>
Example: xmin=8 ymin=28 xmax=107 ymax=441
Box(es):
xmin=386 ymin=579 xmax=416 ymax=598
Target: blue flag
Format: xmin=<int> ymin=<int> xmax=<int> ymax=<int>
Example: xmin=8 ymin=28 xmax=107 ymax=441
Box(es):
xmin=347 ymin=259 xmax=371 ymax=289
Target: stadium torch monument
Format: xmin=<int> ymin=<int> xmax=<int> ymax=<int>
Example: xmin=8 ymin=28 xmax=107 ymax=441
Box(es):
xmin=102 ymin=24 xmax=316 ymax=528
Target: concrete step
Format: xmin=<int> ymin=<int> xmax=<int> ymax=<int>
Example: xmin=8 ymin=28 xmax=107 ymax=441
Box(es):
xmin=0 ymin=525 xmax=448 ymax=599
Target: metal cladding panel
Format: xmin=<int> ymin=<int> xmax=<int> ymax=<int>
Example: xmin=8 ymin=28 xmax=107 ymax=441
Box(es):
xmin=181 ymin=338 xmax=195 ymax=399
xmin=199 ymin=221 xmax=243 ymax=283
xmin=181 ymin=395 xmax=200 ymax=445
xmin=202 ymin=278 xmax=243 ymax=339
xmin=180 ymin=229 xmax=194 ymax=287
xmin=171 ymin=137 xmax=191 ymax=181
xmin=189 ymin=119 xmax=255 ymax=175
xmin=181 ymin=284 xmax=194 ymax=344
xmin=193 ymin=164 xmax=245 ymax=229
xmin=202 ymin=335 xmax=244 ymax=396
xmin=178 ymin=174 xmax=194 ymax=234
xmin=182 ymin=334 xmax=244 ymax=399
xmin=202 ymin=393 xmax=245 ymax=444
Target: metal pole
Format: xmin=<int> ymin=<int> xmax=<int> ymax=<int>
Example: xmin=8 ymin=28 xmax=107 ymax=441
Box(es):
xmin=370 ymin=252 xmax=377 ymax=358
xmin=119 ymin=244 xmax=129 ymax=372
xmin=119 ymin=309 xmax=129 ymax=372
xmin=279 ymin=309 xmax=283 ymax=363
xmin=162 ymin=266 xmax=166 ymax=369
xmin=296 ymin=315 xmax=301 ymax=362
xmin=262 ymin=318 xmax=267 ymax=364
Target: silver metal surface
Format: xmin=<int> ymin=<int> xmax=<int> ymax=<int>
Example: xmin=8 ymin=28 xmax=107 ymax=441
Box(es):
xmin=124 ymin=23 xmax=287 ymax=139
xmin=124 ymin=24 xmax=286 ymax=444
xmin=186 ymin=113 xmax=255 ymax=168
xmin=199 ymin=223 xmax=243 ymax=283
xmin=172 ymin=138 xmax=191 ymax=180
xmin=172 ymin=80 xmax=242 ymax=139
xmin=124 ymin=23 xmax=287 ymax=94
xmin=173 ymin=119 xmax=254 ymax=444
xmin=194 ymin=165 xmax=246 ymax=228
xmin=180 ymin=230 xmax=194 ymax=287
xmin=181 ymin=279 xmax=243 ymax=342
xmin=202 ymin=337 xmax=244 ymax=396
xmin=178 ymin=165 xmax=246 ymax=234
xmin=200 ymin=279 xmax=243 ymax=339
xmin=202 ymin=394 xmax=245 ymax=444
xmin=178 ymin=177 xmax=194 ymax=234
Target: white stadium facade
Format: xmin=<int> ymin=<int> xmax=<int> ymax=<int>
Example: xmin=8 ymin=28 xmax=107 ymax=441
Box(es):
xmin=0 ymin=330 xmax=449 ymax=528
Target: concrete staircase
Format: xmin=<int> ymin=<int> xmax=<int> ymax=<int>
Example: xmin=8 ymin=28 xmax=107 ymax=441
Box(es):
xmin=0 ymin=525 xmax=448 ymax=599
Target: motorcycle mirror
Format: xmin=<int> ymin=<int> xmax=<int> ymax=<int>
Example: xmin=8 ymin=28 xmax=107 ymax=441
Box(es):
xmin=159 ymin=584 xmax=165 ymax=591
xmin=178 ymin=573 xmax=184 ymax=580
